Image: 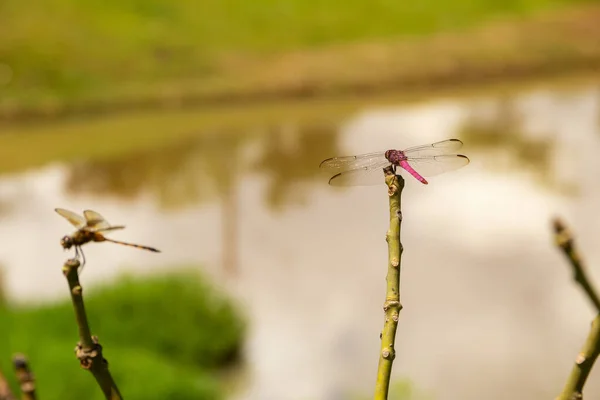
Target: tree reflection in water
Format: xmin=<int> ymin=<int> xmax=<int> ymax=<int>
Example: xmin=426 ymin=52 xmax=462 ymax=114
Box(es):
xmin=252 ymin=122 xmax=339 ymax=211
xmin=64 ymin=122 xmax=341 ymax=275
xmin=458 ymin=96 xmax=572 ymax=193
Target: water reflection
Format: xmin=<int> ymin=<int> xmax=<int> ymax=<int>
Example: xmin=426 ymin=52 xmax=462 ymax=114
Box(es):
xmin=1 ymin=81 xmax=600 ymax=400
xmin=459 ymin=96 xmax=563 ymax=192
xmin=65 ymin=124 xmax=339 ymax=209
xmin=251 ymin=123 xmax=338 ymax=210
xmin=65 ymin=133 xmax=243 ymax=208
xmin=64 ymin=124 xmax=340 ymax=275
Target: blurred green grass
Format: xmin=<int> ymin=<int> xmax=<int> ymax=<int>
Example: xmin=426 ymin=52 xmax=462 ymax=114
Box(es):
xmin=0 ymin=270 xmax=245 ymax=399
xmin=352 ymin=378 xmax=434 ymax=400
xmin=0 ymin=0 xmax=593 ymax=104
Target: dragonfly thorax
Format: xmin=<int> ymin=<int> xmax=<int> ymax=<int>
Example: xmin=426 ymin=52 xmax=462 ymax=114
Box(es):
xmin=62 ymin=230 xmax=96 ymax=249
xmin=384 ymin=150 xmax=407 ymax=165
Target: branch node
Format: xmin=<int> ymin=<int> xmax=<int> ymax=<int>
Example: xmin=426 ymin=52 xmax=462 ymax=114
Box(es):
xmin=72 ymin=285 xmax=82 ymax=295
xmin=75 ymin=337 xmax=107 ymax=370
xmin=383 ymin=300 xmax=400 ymax=312
xmin=63 ymin=258 xmax=81 ymax=275
xmin=381 ymin=348 xmax=395 ymax=360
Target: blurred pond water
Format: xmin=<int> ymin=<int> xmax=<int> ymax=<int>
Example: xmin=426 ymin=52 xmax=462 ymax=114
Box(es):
xmin=0 ymin=79 xmax=600 ymax=399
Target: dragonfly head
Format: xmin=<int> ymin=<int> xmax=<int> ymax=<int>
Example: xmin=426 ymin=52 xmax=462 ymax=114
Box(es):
xmin=60 ymin=235 xmax=73 ymax=250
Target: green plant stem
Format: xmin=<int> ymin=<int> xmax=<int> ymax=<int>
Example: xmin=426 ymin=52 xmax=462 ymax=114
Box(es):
xmin=13 ymin=354 xmax=35 ymax=400
xmin=62 ymin=258 xmax=123 ymax=400
xmin=553 ymin=218 xmax=600 ymax=400
xmin=374 ymin=167 xmax=405 ymax=400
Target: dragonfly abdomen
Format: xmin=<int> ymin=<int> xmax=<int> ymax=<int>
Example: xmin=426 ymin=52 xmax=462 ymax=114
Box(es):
xmin=399 ymin=160 xmax=428 ymax=184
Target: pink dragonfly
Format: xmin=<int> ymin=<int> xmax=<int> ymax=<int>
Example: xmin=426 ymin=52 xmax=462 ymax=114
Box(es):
xmin=319 ymin=139 xmax=469 ymax=186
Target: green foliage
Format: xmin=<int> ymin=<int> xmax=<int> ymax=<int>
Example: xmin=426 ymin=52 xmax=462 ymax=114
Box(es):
xmin=0 ymin=340 xmax=223 ymax=400
xmin=387 ymin=379 xmax=434 ymax=400
xmin=0 ymin=0 xmax=591 ymax=103
xmin=94 ymin=272 xmax=245 ymax=368
xmin=0 ymin=270 xmax=244 ymax=399
xmin=352 ymin=379 xmax=434 ymax=400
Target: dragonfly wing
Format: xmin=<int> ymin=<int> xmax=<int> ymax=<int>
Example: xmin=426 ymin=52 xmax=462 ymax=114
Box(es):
xmin=402 ymin=139 xmax=464 ymax=158
xmin=328 ymin=160 xmax=391 ymax=186
xmin=94 ymin=225 xmax=126 ymax=233
xmin=320 ymin=151 xmax=387 ymax=172
xmin=55 ymin=208 xmax=86 ymax=229
xmin=405 ymin=155 xmax=470 ymax=177
xmin=83 ymin=210 xmax=111 ymax=231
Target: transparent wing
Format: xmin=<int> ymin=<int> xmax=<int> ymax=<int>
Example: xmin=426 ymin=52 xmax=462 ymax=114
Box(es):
xmin=402 ymin=139 xmax=464 ymax=158
xmin=55 ymin=208 xmax=86 ymax=229
xmin=404 ymin=155 xmax=470 ymax=177
xmin=319 ymin=151 xmax=387 ymax=172
xmin=83 ymin=210 xmax=112 ymax=230
xmin=328 ymin=160 xmax=391 ymax=186
xmin=94 ymin=225 xmax=126 ymax=233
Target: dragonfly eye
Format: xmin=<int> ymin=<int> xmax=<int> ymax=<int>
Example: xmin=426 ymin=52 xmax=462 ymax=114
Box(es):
xmin=60 ymin=236 xmax=73 ymax=249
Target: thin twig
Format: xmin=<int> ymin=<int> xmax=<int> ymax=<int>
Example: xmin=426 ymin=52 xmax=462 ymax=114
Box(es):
xmin=63 ymin=258 xmax=123 ymax=400
xmin=374 ymin=167 xmax=405 ymax=400
xmin=13 ymin=354 xmax=35 ymax=400
xmin=0 ymin=368 xmax=15 ymax=400
xmin=553 ymin=219 xmax=600 ymax=312
xmin=553 ymin=218 xmax=600 ymax=400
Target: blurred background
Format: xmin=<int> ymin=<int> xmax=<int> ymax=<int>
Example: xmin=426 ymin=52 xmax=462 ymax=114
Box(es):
xmin=1 ymin=0 xmax=600 ymax=399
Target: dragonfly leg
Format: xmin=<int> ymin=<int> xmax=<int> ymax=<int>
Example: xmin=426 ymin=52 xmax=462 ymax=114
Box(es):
xmin=74 ymin=246 xmax=86 ymax=273
xmin=79 ymin=247 xmax=86 ymax=273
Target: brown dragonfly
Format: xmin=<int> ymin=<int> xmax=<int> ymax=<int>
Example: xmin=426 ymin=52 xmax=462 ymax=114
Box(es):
xmin=55 ymin=208 xmax=160 ymax=267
